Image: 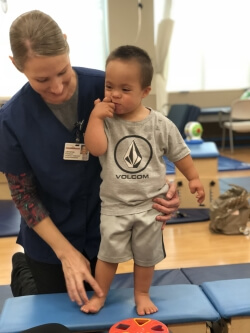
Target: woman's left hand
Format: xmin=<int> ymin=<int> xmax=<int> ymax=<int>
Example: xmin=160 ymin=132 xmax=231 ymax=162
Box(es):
xmin=152 ymin=181 xmax=180 ymax=229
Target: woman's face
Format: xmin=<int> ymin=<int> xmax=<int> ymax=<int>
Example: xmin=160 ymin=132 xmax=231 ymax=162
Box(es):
xmin=21 ymin=53 xmax=76 ymax=104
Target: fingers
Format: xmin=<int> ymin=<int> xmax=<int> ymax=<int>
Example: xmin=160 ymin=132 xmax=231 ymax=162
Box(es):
xmin=94 ymin=98 xmax=101 ymax=105
xmin=103 ymin=96 xmax=112 ymax=103
xmin=153 ymin=195 xmax=180 ymax=210
xmin=84 ymin=273 xmax=104 ymax=298
xmin=196 ymin=189 xmax=205 ymax=204
xmin=189 ymin=183 xmax=205 ymax=204
xmin=155 ymin=213 xmax=173 ymax=223
xmin=61 ymin=253 xmax=104 ymax=306
xmin=153 ymin=180 xmax=179 ymax=224
xmin=65 ymin=270 xmax=103 ymax=306
xmin=165 ymin=181 xmax=177 ymax=200
xmin=93 ymin=98 xmax=115 ymax=118
xmin=66 ymin=275 xmax=89 ymax=306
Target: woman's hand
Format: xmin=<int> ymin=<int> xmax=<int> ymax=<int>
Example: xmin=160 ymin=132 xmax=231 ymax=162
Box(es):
xmin=60 ymin=247 xmax=103 ymax=306
xmin=33 ymin=217 xmax=103 ymax=306
xmin=152 ymin=181 xmax=180 ymax=229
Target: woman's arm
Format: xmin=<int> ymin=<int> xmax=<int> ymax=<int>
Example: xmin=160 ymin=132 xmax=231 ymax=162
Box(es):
xmin=6 ymin=172 xmax=49 ymax=226
xmin=5 ymin=173 xmax=103 ymax=306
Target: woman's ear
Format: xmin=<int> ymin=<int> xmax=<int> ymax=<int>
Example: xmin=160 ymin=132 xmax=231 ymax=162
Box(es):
xmin=9 ymin=55 xmax=14 ymax=64
xmin=63 ymin=34 xmax=67 ymax=40
xmin=9 ymin=56 xmax=22 ymax=72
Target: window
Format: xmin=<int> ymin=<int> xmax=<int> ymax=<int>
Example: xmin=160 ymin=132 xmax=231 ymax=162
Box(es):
xmin=0 ymin=0 xmax=107 ymax=97
xmin=154 ymin=0 xmax=250 ymax=92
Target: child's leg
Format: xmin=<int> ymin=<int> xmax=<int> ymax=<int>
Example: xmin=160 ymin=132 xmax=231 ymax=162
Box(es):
xmin=81 ymin=259 xmax=117 ymax=313
xmin=134 ymin=264 xmax=158 ymax=316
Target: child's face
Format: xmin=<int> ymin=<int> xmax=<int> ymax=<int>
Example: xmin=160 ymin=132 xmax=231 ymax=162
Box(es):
xmin=105 ymin=59 xmax=150 ymax=117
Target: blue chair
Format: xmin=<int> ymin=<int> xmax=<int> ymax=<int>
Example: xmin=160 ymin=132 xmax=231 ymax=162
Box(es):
xmin=167 ymin=104 xmax=201 ymax=138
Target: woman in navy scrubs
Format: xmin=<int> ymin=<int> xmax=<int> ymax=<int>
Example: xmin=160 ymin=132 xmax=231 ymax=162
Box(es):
xmin=0 ymin=10 xmax=180 ymax=307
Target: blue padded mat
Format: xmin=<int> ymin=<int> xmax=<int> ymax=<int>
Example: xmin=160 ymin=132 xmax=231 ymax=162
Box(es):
xmin=164 ymin=155 xmax=250 ymax=175
xmin=0 ymin=285 xmax=12 ymax=314
xmin=219 ymin=176 xmax=250 ymax=193
xmin=201 ymin=278 xmax=250 ymax=319
xmin=0 ymin=285 xmax=220 ymax=332
xmin=0 ymin=201 xmax=20 ymax=237
xmin=218 ymin=156 xmax=250 ymax=171
xmin=182 ymin=263 xmax=250 ymax=285
xmin=0 ymin=270 xmax=189 ymax=315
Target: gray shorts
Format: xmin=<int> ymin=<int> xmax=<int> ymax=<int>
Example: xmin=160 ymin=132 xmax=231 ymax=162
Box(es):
xmin=98 ymin=209 xmax=166 ymax=267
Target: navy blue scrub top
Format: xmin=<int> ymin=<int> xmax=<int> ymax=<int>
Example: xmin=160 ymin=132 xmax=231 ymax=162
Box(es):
xmin=0 ymin=67 xmax=105 ymax=264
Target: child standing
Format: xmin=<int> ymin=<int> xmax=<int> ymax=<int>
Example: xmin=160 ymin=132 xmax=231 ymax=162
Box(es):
xmin=82 ymin=45 xmax=205 ymax=315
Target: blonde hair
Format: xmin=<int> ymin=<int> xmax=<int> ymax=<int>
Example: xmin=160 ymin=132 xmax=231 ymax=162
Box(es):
xmin=9 ymin=10 xmax=69 ymax=71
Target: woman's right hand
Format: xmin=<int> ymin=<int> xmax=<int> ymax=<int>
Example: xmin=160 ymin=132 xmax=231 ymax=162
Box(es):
xmin=60 ymin=247 xmax=104 ymax=306
xmin=33 ymin=216 xmax=103 ymax=306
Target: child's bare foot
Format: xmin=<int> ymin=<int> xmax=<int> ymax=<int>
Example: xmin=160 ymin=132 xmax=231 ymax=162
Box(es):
xmin=80 ymin=295 xmax=106 ymax=314
xmin=135 ymin=292 xmax=158 ymax=316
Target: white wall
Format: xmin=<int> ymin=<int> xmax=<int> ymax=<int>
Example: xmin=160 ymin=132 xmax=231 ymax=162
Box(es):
xmin=0 ymin=0 xmax=106 ymax=98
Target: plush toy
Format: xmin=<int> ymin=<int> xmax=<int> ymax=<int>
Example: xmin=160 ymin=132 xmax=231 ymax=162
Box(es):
xmin=184 ymin=121 xmax=203 ymax=143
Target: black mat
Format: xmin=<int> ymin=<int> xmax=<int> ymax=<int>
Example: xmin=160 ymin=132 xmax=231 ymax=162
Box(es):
xmin=111 ymin=269 xmax=191 ymax=289
xmin=182 ymin=263 xmax=250 ymax=285
xmin=168 ymin=208 xmax=210 ymax=224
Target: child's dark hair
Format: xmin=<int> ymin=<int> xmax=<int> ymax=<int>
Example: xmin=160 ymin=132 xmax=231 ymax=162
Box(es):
xmin=106 ymin=45 xmax=153 ymax=89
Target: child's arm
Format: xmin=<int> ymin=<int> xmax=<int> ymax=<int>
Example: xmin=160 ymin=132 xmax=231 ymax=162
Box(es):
xmin=84 ymin=98 xmax=115 ymax=156
xmin=174 ymin=154 xmax=205 ymax=204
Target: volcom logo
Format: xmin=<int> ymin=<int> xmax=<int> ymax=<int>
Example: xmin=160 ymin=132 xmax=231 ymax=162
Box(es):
xmin=124 ymin=140 xmax=142 ymax=168
xmin=114 ymin=135 xmax=152 ymax=174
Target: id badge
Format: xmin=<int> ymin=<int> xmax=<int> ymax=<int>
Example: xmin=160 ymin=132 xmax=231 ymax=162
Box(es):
xmin=63 ymin=143 xmax=89 ymax=161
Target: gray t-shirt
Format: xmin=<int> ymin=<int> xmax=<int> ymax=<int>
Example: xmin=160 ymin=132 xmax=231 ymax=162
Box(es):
xmin=99 ymin=109 xmax=190 ymax=215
